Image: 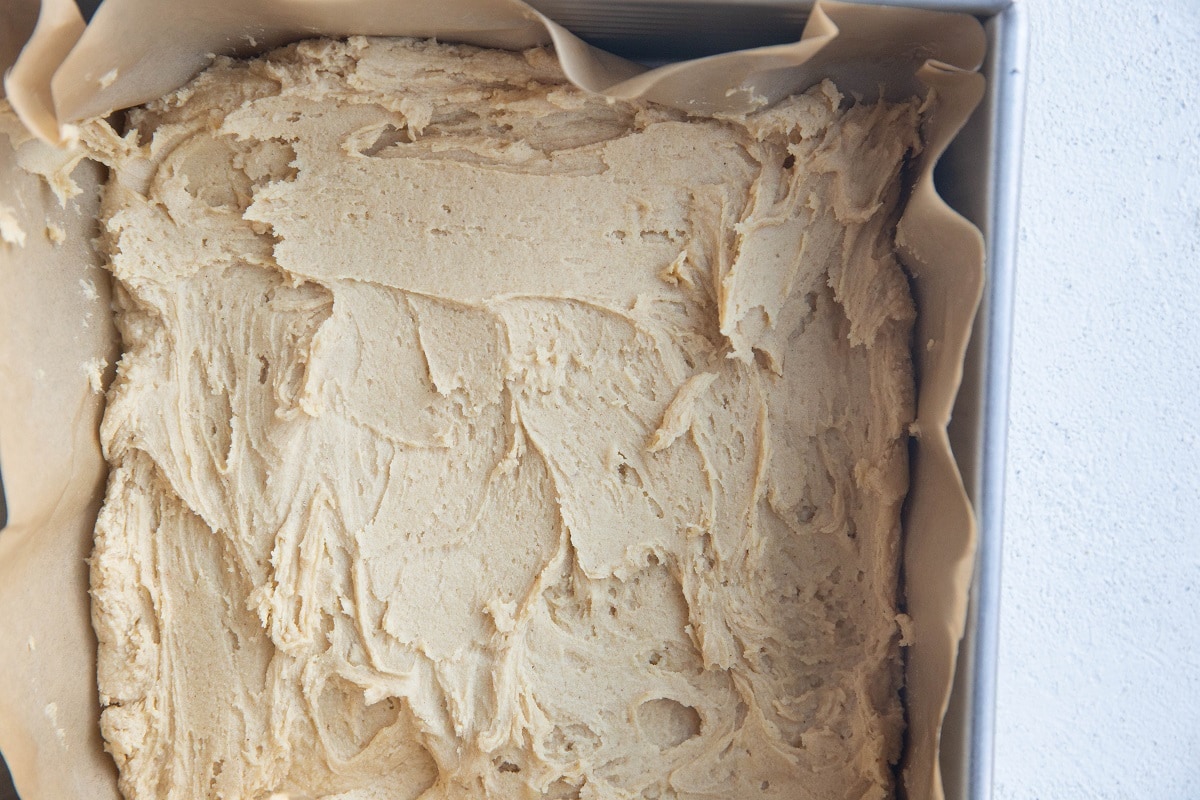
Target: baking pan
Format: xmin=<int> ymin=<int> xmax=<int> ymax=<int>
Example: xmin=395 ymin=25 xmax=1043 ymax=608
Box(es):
xmin=935 ymin=3 xmax=1027 ymax=797
xmin=0 ymin=1 xmax=1025 ymax=797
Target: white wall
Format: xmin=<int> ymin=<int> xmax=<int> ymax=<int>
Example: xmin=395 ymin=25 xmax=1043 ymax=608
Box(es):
xmin=996 ymin=0 xmax=1200 ymax=796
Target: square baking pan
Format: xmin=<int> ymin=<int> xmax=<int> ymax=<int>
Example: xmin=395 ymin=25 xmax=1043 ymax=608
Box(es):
xmin=0 ymin=1 xmax=1025 ymax=797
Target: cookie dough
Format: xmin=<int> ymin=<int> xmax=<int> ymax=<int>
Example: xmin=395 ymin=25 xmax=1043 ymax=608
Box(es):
xmin=89 ymin=36 xmax=919 ymax=800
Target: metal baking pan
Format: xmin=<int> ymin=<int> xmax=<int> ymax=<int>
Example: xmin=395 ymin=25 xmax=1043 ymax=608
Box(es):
xmin=0 ymin=1 xmax=1025 ymax=797
xmin=933 ymin=3 xmax=1027 ymax=797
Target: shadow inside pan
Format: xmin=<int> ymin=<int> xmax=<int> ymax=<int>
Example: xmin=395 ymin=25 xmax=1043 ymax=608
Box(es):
xmin=528 ymin=0 xmax=809 ymax=62
xmin=74 ymin=0 xmax=103 ymax=22
xmin=0 ymin=752 xmax=17 ymax=800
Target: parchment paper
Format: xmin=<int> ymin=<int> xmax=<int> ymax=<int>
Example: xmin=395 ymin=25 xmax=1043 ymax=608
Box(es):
xmin=0 ymin=2 xmax=985 ymax=798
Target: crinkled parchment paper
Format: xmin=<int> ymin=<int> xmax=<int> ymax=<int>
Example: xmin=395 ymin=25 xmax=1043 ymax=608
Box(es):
xmin=0 ymin=1 xmax=985 ymax=797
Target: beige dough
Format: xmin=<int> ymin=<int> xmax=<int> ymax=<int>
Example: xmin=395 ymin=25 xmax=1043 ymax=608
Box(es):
xmin=88 ymin=36 xmax=919 ymax=800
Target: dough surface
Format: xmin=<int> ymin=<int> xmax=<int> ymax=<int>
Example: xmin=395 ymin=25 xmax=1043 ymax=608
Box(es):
xmin=89 ymin=37 xmax=919 ymax=800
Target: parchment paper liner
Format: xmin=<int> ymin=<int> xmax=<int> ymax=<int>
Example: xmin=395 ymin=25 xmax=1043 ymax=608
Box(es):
xmin=0 ymin=2 xmax=985 ymax=797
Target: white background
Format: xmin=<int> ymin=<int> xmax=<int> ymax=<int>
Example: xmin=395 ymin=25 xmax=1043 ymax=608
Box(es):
xmin=995 ymin=0 xmax=1200 ymax=796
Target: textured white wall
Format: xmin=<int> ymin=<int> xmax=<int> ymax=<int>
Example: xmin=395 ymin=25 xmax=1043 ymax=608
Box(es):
xmin=996 ymin=0 xmax=1200 ymax=796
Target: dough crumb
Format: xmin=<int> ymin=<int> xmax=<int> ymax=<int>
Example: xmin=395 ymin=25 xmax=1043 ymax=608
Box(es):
xmin=45 ymin=703 xmax=69 ymax=745
xmin=0 ymin=203 xmax=26 ymax=247
xmin=82 ymin=357 xmax=107 ymax=393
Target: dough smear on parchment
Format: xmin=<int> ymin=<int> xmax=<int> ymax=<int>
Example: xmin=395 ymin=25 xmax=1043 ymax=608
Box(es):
xmin=86 ymin=36 xmax=919 ymax=800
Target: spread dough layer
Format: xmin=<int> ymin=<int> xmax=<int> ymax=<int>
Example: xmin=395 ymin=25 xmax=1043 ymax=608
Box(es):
xmin=89 ymin=37 xmax=919 ymax=800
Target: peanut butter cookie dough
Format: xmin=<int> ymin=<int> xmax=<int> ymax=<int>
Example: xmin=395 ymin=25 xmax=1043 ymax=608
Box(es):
xmin=88 ymin=36 xmax=919 ymax=800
